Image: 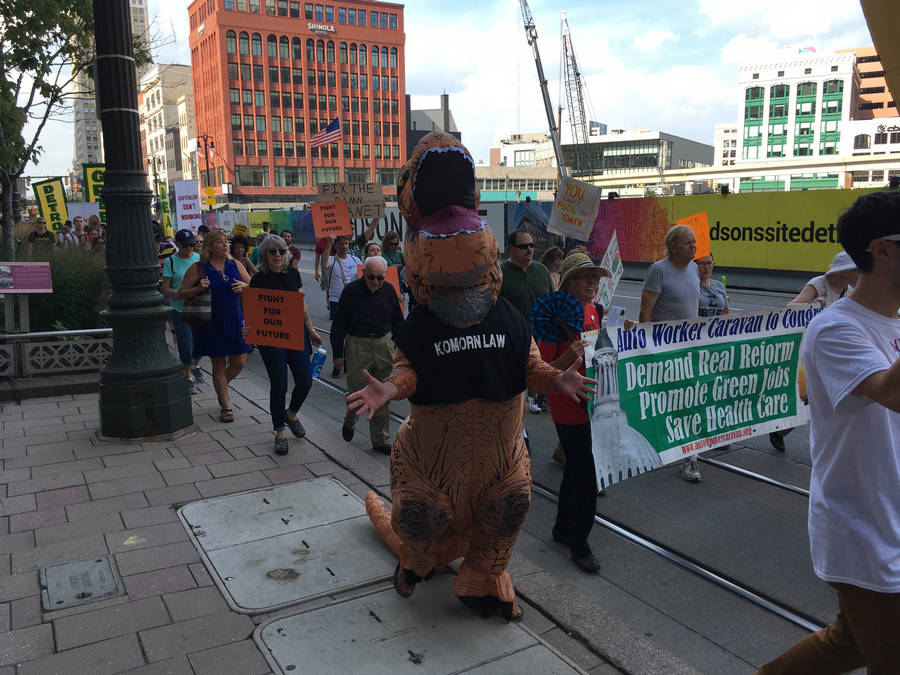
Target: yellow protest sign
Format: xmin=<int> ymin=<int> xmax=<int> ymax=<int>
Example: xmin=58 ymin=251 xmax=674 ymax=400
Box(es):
xmin=158 ymin=183 xmax=174 ymax=238
xmin=82 ymin=163 xmax=106 ymax=225
xmin=232 ymin=223 xmax=249 ymax=237
xmin=33 ymin=178 xmax=68 ymax=233
xmin=676 ymin=211 xmax=711 ymax=259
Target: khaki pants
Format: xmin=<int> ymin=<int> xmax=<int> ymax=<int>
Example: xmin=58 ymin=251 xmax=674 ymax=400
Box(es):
xmin=344 ymin=333 xmax=394 ymax=447
xmin=758 ymin=582 xmax=900 ymax=674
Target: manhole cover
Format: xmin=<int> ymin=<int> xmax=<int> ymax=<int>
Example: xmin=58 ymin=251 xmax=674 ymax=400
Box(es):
xmin=40 ymin=556 xmax=123 ymax=611
xmin=178 ymin=477 xmax=397 ymax=614
xmin=254 ymin=574 xmax=584 ymax=674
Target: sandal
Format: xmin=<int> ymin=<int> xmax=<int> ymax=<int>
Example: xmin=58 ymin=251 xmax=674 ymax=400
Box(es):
xmin=393 ymin=562 xmax=416 ymax=598
xmin=285 ymin=411 xmax=305 ymax=439
xmin=219 ymin=408 xmax=234 ymax=423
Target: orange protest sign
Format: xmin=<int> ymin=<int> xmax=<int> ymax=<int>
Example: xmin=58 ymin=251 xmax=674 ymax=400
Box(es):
xmin=356 ymin=264 xmax=405 ymax=311
xmin=677 ymin=211 xmax=711 ymax=259
xmin=312 ymin=200 xmax=352 ymax=238
xmin=241 ymin=288 xmax=305 ymax=349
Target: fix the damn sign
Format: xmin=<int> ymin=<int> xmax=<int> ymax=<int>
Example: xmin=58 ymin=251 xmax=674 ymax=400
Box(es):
xmin=318 ymin=182 xmax=385 ymax=219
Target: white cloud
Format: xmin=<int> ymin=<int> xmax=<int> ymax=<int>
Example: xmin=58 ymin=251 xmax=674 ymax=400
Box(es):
xmin=697 ymin=0 xmax=865 ymax=42
xmin=633 ymin=29 xmax=677 ymax=52
xmin=720 ymin=34 xmax=782 ymax=65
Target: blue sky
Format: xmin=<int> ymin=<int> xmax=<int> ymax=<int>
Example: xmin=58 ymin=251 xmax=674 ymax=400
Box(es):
xmin=25 ymin=0 xmax=874 ymax=176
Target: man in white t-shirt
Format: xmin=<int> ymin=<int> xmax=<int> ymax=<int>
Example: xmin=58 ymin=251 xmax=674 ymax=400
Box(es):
xmin=323 ymin=235 xmax=362 ymax=376
xmin=759 ymin=191 xmax=900 ymax=674
xmin=639 ymin=224 xmax=703 ymax=482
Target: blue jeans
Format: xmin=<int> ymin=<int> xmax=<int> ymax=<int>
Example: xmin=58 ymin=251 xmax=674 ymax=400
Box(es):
xmin=170 ymin=309 xmax=194 ymax=367
xmin=258 ymin=335 xmax=312 ymax=432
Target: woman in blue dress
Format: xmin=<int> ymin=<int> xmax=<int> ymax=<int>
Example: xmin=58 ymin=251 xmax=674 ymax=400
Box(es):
xmin=179 ymin=229 xmax=251 ymax=422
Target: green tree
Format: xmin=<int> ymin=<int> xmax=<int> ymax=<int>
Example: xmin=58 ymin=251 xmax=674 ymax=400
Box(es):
xmin=0 ymin=0 xmax=149 ymax=261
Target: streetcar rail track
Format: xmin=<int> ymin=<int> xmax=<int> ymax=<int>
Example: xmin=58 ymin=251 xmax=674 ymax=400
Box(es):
xmin=309 ymin=347 xmax=823 ymax=634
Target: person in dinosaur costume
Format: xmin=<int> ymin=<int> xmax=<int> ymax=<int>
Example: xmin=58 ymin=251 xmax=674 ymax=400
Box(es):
xmin=347 ymin=131 xmax=596 ymax=621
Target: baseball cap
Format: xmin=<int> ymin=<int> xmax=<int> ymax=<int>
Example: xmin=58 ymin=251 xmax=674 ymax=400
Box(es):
xmin=175 ymin=229 xmax=196 ymax=246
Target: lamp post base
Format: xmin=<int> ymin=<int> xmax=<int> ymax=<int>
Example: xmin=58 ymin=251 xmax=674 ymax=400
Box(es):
xmin=99 ymin=370 xmax=193 ymax=439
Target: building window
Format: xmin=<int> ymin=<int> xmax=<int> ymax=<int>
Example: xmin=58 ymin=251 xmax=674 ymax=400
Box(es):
xmin=820 ymin=142 xmax=837 ymax=155
xmin=890 ymin=132 xmax=900 ymax=144
xmin=257 ymin=140 xmax=267 ymax=155
xmin=326 ymin=41 xmax=334 ymax=63
xmin=349 ymin=43 xmax=357 ymax=65
xmin=389 ymin=13 xmax=397 ymax=29
xmin=278 ymin=0 xmax=288 ymax=16
xmin=391 ymin=99 xmax=398 ymax=114
xmin=242 ymin=89 xmax=253 ymax=104
xmin=282 ymin=92 xmax=291 ymax=108
xmin=769 ymin=103 xmax=787 ymax=118
xmin=340 ymin=42 xmax=347 ymax=64
xmin=235 ymin=165 xmax=269 ymax=186
xmin=239 ymin=32 xmax=250 ymax=55
xmin=280 ymin=36 xmax=289 ymax=59
xmin=271 ymin=116 xmax=281 ymax=132
xmin=745 ymin=86 xmax=763 ymax=101
xmin=280 ymin=66 xmax=290 ymax=83
xmin=860 ymin=70 xmax=885 ymax=79
xmin=804 ymin=67 xmax=811 ymax=74
xmin=273 ymin=140 xmax=282 ymax=156
xmin=304 ymin=3 xmax=313 ymax=19
xmin=359 ymin=44 xmax=367 ymax=66
xmin=766 ymin=144 xmax=784 ymax=158
xmin=290 ymin=1 xmax=299 ymax=17
xmin=316 ymin=40 xmax=325 ymax=62
xmin=292 ymin=68 xmax=302 ymax=84
xmin=294 ymin=93 xmax=303 ymax=109
xmin=256 ymin=115 xmax=266 ymax=131
xmin=253 ymin=64 xmax=263 ymax=81
xmin=874 ymin=132 xmax=888 ymax=144
xmin=859 ymin=101 xmax=885 ymax=110
xmin=793 ymin=144 xmax=812 ymax=157
xmin=233 ymin=138 xmax=243 ymax=155
xmin=853 ymin=134 xmax=871 ymax=149
xmin=251 ymin=33 xmax=262 ymax=56
xmin=360 ymin=74 xmax=367 ymax=88
xmin=226 ymin=31 xmax=237 ymax=54
xmin=245 ymin=141 xmax=255 ymax=156
xmin=232 ymin=113 xmax=242 ymax=130
xmin=338 ymin=7 xmax=346 ymax=23
xmin=269 ymin=65 xmax=278 ymax=82
xmin=230 ymin=88 xmax=240 ymax=104
xmin=327 ymin=70 xmax=335 ymax=87
xmin=823 ymin=99 xmax=841 ymax=114
xmin=770 ymin=84 xmax=788 ymax=98
xmin=317 ymin=70 xmax=325 ymax=86
xmin=267 ymin=34 xmax=277 ymax=58
xmin=795 ymin=101 xmax=815 ymax=116
xmin=275 ymin=166 xmax=306 ymax=186
xmin=390 ymin=76 xmax=397 ymax=92
xmin=295 ymin=117 xmax=304 ymax=133
xmin=390 ymin=48 xmax=397 ymax=69
xmin=306 ymin=39 xmax=314 ymax=61
xmin=244 ymin=114 xmax=254 ymax=129
xmin=314 ymin=3 xmax=323 ymax=20
xmin=796 ymin=82 xmax=816 ymax=97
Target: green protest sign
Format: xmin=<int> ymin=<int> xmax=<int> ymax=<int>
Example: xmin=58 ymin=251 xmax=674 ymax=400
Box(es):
xmin=585 ymin=305 xmax=821 ymax=489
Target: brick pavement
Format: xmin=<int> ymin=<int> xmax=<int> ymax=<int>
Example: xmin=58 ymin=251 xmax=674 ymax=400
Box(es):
xmin=0 ymin=374 xmax=626 ymax=674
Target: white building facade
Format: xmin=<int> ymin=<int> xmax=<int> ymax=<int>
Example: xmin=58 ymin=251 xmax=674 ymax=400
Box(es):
xmin=140 ymin=64 xmax=194 ymax=198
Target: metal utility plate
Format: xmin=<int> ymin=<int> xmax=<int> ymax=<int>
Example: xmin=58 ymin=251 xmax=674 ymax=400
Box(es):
xmin=40 ymin=556 xmax=123 ymax=611
xmin=255 ymin=574 xmax=585 ymax=675
xmin=178 ymin=477 xmax=396 ymax=614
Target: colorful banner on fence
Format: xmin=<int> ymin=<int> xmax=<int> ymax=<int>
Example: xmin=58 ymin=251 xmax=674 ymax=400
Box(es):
xmin=33 ymin=178 xmax=68 ymax=232
xmin=158 ymin=183 xmax=174 ymax=238
xmin=242 ymin=288 xmax=305 ymax=349
xmin=586 ymin=189 xmax=877 ymax=272
xmin=584 ymin=305 xmax=820 ymax=489
xmin=173 ymin=179 xmax=202 ymax=232
xmin=81 ymin=163 xmax=106 ymax=225
xmin=548 ymin=176 xmax=603 ymax=241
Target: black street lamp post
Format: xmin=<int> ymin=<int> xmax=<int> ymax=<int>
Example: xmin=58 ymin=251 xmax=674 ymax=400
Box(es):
xmin=199 ymin=134 xmax=215 ymax=211
xmin=94 ymin=0 xmax=193 ymax=438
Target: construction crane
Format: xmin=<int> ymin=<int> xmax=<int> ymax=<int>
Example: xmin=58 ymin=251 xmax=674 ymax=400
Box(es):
xmin=518 ymin=0 xmax=568 ymax=178
xmin=560 ymin=11 xmax=594 ymax=174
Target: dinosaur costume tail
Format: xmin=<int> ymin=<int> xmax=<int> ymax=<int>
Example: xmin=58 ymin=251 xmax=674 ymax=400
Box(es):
xmin=365 ymin=490 xmax=402 ymax=558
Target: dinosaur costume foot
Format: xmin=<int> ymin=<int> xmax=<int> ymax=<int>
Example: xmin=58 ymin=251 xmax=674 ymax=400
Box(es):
xmin=458 ymin=595 xmax=524 ymax=622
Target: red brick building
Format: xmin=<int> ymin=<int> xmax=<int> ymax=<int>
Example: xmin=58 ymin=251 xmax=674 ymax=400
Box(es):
xmin=188 ymin=0 xmax=405 ymax=204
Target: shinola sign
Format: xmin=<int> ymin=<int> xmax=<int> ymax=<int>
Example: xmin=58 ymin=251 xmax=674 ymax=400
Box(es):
xmin=308 ymin=22 xmax=335 ymax=34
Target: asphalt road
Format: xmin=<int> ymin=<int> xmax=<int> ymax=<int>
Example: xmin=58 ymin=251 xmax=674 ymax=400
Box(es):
xmin=237 ymin=258 xmax=833 ymax=673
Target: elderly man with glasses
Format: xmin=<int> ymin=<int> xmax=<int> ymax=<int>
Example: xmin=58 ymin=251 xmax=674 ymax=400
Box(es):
xmin=331 ymin=255 xmax=403 ymax=455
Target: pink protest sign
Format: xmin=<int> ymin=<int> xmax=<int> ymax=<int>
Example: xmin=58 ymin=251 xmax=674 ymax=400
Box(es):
xmin=0 ymin=263 xmax=53 ymax=294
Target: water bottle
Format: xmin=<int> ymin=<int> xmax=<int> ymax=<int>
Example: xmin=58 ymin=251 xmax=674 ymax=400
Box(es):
xmin=310 ymin=347 xmax=327 ymax=378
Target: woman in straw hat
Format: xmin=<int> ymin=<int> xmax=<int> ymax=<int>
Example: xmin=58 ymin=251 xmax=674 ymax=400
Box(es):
xmin=537 ymin=251 xmax=610 ymax=574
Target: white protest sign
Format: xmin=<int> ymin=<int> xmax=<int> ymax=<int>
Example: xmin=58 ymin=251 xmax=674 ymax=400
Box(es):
xmin=317 ymin=182 xmax=385 ymax=219
xmin=173 ymin=179 xmax=202 ymax=233
xmin=548 ymin=176 xmax=602 ymax=241
xmin=596 ymin=231 xmax=623 ymax=309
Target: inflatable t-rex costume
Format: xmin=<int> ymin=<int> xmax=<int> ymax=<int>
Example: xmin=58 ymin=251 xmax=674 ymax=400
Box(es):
xmin=363 ymin=131 xmax=562 ymax=621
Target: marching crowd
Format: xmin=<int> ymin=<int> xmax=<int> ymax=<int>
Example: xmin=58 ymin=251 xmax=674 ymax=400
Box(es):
xmin=24 ymin=214 xmax=107 ymax=255
xmin=135 ymin=188 xmax=898 ymax=673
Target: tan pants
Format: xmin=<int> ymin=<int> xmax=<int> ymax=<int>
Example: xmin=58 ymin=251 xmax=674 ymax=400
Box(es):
xmin=758 ymin=582 xmax=900 ymax=674
xmin=343 ymin=333 xmax=394 ymax=447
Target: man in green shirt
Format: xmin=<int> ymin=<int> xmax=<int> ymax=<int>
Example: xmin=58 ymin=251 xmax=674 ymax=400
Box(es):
xmin=500 ymin=228 xmax=552 ymax=414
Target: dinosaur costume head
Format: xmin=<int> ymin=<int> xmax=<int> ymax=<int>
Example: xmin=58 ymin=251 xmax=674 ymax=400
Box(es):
xmin=398 ymin=131 xmax=502 ymax=328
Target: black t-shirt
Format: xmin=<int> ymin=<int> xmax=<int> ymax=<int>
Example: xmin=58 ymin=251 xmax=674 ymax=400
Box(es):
xmin=249 ymin=268 xmax=302 ymax=292
xmin=28 ymin=230 xmax=56 ymax=247
xmin=392 ymin=297 xmax=532 ymax=406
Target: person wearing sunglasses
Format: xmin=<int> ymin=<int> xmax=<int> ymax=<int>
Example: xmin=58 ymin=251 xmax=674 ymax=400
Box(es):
xmin=330 ymin=255 xmax=403 ymax=455
xmin=758 ymin=192 xmax=900 ymax=675
xmin=244 ymin=235 xmax=323 ymax=455
xmin=162 ymin=229 xmax=205 ymax=395
xmin=500 ymin=229 xmax=553 ymax=416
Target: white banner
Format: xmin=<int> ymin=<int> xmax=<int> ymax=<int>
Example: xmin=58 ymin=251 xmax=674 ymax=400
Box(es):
xmin=173 ymin=179 xmax=202 ymax=233
xmin=547 ymin=176 xmax=602 ymax=241
xmin=596 ymin=231 xmax=623 ymax=309
xmin=66 ymin=202 xmax=101 ymax=221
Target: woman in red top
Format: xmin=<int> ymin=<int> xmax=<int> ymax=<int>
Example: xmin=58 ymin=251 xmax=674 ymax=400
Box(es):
xmin=538 ymin=252 xmax=610 ymax=574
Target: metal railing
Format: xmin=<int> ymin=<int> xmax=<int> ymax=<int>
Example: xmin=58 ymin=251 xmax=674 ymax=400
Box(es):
xmin=0 ymin=329 xmax=112 ymax=378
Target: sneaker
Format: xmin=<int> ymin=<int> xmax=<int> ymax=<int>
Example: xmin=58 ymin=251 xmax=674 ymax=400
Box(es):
xmin=191 ymin=367 xmax=207 ymax=384
xmin=571 ymin=549 xmax=601 ymax=574
xmin=681 ymin=457 xmax=702 ymax=483
xmin=274 ymin=435 xmax=289 ymax=455
xmin=769 ymin=432 xmax=786 ymax=452
xmin=341 ymin=424 xmax=354 ymax=442
xmin=527 ymin=396 xmax=541 ymax=415
xmin=187 ymin=380 xmax=199 ymax=395
xmin=285 ymin=412 xmax=305 ymax=439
